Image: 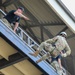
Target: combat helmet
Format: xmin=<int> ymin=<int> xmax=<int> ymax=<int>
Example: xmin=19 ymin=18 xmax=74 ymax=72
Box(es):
xmin=60 ymin=32 xmax=67 ymax=37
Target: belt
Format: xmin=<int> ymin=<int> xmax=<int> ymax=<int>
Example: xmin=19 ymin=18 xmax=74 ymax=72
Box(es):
xmin=50 ymin=45 xmax=60 ymax=57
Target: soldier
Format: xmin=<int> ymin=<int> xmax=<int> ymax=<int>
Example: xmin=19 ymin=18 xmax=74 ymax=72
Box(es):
xmin=29 ymin=32 xmax=71 ymax=62
xmin=29 ymin=32 xmax=70 ymax=75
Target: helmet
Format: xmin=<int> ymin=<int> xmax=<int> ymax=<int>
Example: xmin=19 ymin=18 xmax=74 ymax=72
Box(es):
xmin=60 ymin=32 xmax=67 ymax=37
xmin=18 ymin=7 xmax=24 ymax=11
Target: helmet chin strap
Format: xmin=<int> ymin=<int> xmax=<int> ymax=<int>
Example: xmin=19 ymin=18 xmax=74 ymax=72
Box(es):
xmin=60 ymin=32 xmax=67 ymax=37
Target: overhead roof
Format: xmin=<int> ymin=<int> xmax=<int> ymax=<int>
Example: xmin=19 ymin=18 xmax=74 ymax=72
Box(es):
xmin=0 ymin=0 xmax=75 ymax=75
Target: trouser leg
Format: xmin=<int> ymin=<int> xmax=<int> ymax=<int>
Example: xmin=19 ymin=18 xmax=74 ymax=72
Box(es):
xmin=36 ymin=52 xmax=50 ymax=63
xmin=57 ymin=70 xmax=63 ymax=75
xmin=51 ymin=61 xmax=63 ymax=75
xmin=29 ymin=42 xmax=45 ymax=57
xmin=29 ymin=50 xmax=40 ymax=57
xmin=42 ymin=52 xmax=50 ymax=60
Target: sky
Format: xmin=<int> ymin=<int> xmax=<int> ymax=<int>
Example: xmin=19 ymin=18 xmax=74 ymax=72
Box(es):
xmin=61 ymin=0 xmax=75 ymax=16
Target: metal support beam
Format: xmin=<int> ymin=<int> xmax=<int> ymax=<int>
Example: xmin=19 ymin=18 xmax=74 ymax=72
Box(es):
xmin=43 ymin=27 xmax=53 ymax=38
xmin=2 ymin=0 xmax=19 ymax=7
xmin=2 ymin=0 xmax=10 ymax=6
xmin=56 ymin=26 xmax=68 ymax=35
xmin=0 ymin=52 xmax=28 ymax=69
xmin=28 ymin=22 xmax=65 ymax=27
xmin=40 ymin=26 xmax=44 ymax=42
xmin=0 ymin=0 xmax=2 ymax=6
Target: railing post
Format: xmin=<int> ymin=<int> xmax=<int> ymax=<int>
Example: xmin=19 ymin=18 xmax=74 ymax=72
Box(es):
xmin=20 ymin=29 xmax=23 ymax=39
xmin=28 ymin=37 xmax=30 ymax=45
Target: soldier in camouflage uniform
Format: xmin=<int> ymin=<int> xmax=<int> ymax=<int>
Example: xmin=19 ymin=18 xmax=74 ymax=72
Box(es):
xmin=29 ymin=32 xmax=71 ymax=61
xmin=29 ymin=32 xmax=70 ymax=75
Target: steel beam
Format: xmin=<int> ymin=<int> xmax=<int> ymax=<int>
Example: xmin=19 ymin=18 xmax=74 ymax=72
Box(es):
xmin=56 ymin=26 xmax=68 ymax=35
xmin=2 ymin=0 xmax=19 ymax=7
xmin=28 ymin=22 xmax=65 ymax=27
xmin=40 ymin=26 xmax=44 ymax=42
xmin=0 ymin=0 xmax=2 ymax=6
xmin=43 ymin=27 xmax=53 ymax=38
xmin=0 ymin=52 xmax=28 ymax=69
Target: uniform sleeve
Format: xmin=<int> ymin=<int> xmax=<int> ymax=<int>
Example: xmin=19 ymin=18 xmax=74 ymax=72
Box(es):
xmin=61 ymin=44 xmax=71 ymax=57
xmin=45 ymin=36 xmax=58 ymax=43
xmin=65 ymin=44 xmax=71 ymax=56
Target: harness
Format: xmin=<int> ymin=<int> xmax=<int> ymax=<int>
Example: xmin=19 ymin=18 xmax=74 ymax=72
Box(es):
xmin=50 ymin=45 xmax=60 ymax=57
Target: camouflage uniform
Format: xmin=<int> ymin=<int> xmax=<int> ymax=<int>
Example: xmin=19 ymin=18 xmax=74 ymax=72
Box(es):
xmin=37 ymin=35 xmax=71 ymax=60
xmin=36 ymin=35 xmax=71 ymax=75
xmin=51 ymin=61 xmax=66 ymax=75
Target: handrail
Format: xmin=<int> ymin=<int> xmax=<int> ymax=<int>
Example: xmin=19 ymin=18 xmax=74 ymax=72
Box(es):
xmin=0 ymin=9 xmax=6 ymax=16
xmin=0 ymin=9 xmax=71 ymax=75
